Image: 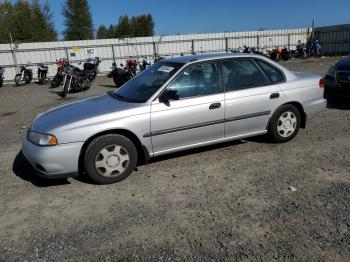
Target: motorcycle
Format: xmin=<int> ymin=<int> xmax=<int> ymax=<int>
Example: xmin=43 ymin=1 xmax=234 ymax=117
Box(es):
xmin=139 ymin=57 xmax=151 ymax=72
xmin=82 ymin=57 xmax=100 ymax=80
xmin=268 ymin=47 xmax=290 ymax=61
xmin=37 ymin=64 xmax=48 ymax=85
xmin=61 ymin=58 xmax=100 ymax=97
xmin=15 ymin=65 xmax=33 ymax=86
xmin=293 ymin=42 xmax=307 ymax=59
xmin=51 ymin=58 xmax=69 ymax=88
xmin=306 ymin=39 xmax=322 ymax=58
xmin=293 ymin=39 xmax=322 ymax=59
xmin=0 ymin=66 xmax=4 ymax=88
xmin=109 ymin=62 xmax=134 ymax=88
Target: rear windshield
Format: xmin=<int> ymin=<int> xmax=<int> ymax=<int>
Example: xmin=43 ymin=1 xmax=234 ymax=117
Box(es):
xmin=114 ymin=62 xmax=184 ymax=103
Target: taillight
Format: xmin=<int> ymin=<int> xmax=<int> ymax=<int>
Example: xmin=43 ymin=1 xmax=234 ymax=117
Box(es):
xmin=319 ymin=78 xmax=325 ymax=88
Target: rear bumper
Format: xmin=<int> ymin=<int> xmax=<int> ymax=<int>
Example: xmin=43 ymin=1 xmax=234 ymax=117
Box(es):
xmin=303 ymin=97 xmax=327 ymax=120
xmin=22 ymin=132 xmax=83 ymax=179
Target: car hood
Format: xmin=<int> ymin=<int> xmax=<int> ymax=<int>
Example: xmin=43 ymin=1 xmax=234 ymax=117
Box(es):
xmin=336 ymin=56 xmax=350 ymax=71
xmin=31 ymin=93 xmax=141 ymax=133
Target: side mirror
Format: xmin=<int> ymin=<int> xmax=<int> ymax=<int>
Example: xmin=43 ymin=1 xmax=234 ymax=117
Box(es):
xmin=159 ymin=89 xmax=179 ymax=103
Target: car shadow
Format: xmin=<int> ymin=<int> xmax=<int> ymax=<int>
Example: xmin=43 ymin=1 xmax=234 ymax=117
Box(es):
xmin=148 ymin=139 xmax=246 ymax=164
xmin=12 ymin=151 xmax=70 ymax=187
xmin=327 ymin=97 xmax=350 ymax=110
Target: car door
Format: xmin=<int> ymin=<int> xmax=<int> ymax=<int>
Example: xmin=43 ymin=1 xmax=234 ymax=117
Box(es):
xmin=223 ymin=58 xmax=284 ymax=138
xmin=150 ymin=61 xmax=225 ymax=155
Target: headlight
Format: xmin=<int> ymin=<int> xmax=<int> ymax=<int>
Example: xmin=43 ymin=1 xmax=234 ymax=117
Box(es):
xmin=327 ymin=66 xmax=336 ymax=77
xmin=28 ymin=131 xmax=58 ymax=146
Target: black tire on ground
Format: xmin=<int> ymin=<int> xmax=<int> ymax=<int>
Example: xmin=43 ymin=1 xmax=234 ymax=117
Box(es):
xmin=62 ymin=79 xmax=70 ymax=97
xmin=38 ymin=77 xmax=44 ymax=85
xmin=25 ymin=74 xmax=32 ymax=84
xmin=268 ymin=104 xmax=301 ymax=143
xmin=0 ymin=78 xmax=3 ymax=87
xmin=113 ymin=76 xmax=124 ymax=88
xmin=15 ymin=74 xmax=25 ymax=86
xmin=51 ymin=77 xmax=61 ymax=88
xmin=84 ymin=134 xmax=138 ymax=184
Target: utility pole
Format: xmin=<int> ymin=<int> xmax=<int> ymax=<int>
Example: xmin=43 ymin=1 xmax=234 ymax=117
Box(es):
xmin=10 ymin=33 xmax=19 ymax=71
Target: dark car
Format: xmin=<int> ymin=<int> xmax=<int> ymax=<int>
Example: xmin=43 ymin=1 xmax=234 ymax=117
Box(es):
xmin=324 ymin=56 xmax=350 ymax=98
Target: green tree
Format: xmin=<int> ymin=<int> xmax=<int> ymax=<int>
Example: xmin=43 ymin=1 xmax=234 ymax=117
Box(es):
xmin=0 ymin=0 xmax=57 ymax=44
xmin=115 ymin=15 xmax=132 ymax=38
xmin=31 ymin=0 xmax=56 ymax=42
xmin=108 ymin=24 xmax=115 ymax=38
xmin=62 ymin=0 xmax=94 ymax=40
xmin=0 ymin=1 xmax=14 ymax=43
xmin=96 ymin=25 xmax=109 ymax=39
xmin=130 ymin=14 xmax=154 ymax=37
xmin=42 ymin=0 xmax=57 ymax=41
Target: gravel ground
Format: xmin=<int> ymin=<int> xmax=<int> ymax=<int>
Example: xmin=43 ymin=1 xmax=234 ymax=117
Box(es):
xmin=0 ymin=57 xmax=350 ymax=261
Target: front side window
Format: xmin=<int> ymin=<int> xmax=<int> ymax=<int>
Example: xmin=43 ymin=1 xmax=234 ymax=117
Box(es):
xmin=166 ymin=62 xmax=222 ymax=99
xmin=115 ymin=62 xmax=184 ymax=103
xmin=222 ymin=59 xmax=270 ymax=92
xmin=255 ymin=59 xmax=285 ymax=83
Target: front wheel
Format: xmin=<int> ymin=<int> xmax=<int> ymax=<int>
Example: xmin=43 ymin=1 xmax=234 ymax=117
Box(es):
xmin=268 ymin=104 xmax=301 ymax=143
xmin=84 ymin=134 xmax=138 ymax=184
xmin=62 ymin=77 xmax=70 ymax=97
xmin=15 ymin=74 xmax=25 ymax=86
xmin=0 ymin=77 xmax=3 ymax=87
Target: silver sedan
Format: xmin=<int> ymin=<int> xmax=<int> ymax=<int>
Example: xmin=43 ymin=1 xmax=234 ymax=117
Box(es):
xmin=22 ymin=53 xmax=326 ymax=184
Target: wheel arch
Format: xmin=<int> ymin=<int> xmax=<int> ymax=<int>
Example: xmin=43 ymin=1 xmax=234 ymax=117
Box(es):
xmin=78 ymin=129 xmax=149 ymax=175
xmin=268 ymin=101 xmax=307 ymax=129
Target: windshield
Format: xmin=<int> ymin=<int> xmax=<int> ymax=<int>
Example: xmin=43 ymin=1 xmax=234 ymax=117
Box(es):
xmin=114 ymin=61 xmax=184 ymax=103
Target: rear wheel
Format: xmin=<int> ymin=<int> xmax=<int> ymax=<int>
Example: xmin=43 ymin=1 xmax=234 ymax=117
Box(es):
xmin=268 ymin=104 xmax=301 ymax=143
xmin=0 ymin=77 xmax=3 ymax=87
xmin=113 ymin=76 xmax=125 ymax=88
xmin=51 ymin=76 xmax=61 ymax=88
xmin=84 ymin=134 xmax=138 ymax=184
xmin=25 ymin=73 xmax=32 ymax=84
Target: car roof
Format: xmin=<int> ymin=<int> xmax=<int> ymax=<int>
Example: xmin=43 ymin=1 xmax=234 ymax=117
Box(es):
xmin=164 ymin=53 xmax=261 ymax=64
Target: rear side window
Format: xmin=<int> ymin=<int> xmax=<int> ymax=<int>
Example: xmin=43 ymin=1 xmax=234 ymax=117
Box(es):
xmin=255 ymin=60 xmax=285 ymax=83
xmin=222 ymin=59 xmax=270 ymax=91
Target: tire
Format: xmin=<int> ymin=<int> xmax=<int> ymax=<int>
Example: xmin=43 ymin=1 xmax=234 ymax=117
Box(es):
xmin=0 ymin=77 xmax=3 ymax=88
xmin=25 ymin=73 xmax=32 ymax=84
xmin=51 ymin=77 xmax=61 ymax=88
xmin=38 ymin=76 xmax=44 ymax=85
xmin=62 ymin=78 xmax=70 ymax=97
xmin=268 ymin=104 xmax=301 ymax=143
xmin=113 ymin=76 xmax=124 ymax=88
xmin=84 ymin=134 xmax=138 ymax=184
xmin=15 ymin=74 xmax=25 ymax=86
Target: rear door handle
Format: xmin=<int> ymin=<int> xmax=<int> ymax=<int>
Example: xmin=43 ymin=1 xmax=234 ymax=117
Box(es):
xmin=209 ymin=102 xmax=221 ymax=110
xmin=270 ymin=93 xmax=280 ymax=99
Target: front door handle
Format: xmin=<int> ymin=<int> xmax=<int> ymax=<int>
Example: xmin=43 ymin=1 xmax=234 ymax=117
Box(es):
xmin=270 ymin=93 xmax=280 ymax=99
xmin=209 ymin=102 xmax=221 ymax=110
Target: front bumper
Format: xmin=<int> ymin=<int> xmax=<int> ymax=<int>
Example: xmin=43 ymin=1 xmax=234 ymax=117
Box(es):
xmin=22 ymin=132 xmax=84 ymax=179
